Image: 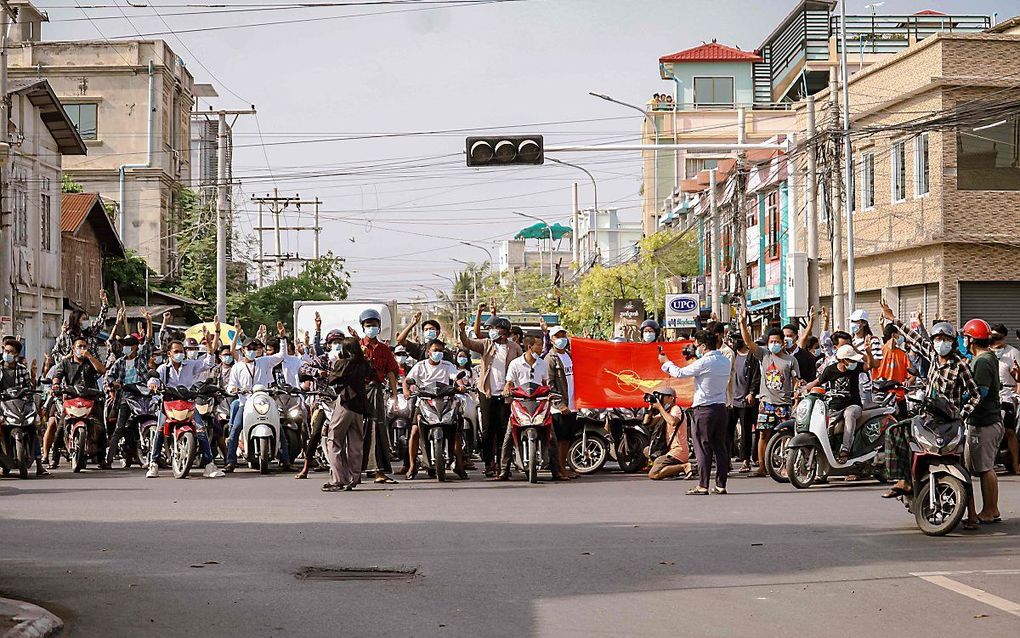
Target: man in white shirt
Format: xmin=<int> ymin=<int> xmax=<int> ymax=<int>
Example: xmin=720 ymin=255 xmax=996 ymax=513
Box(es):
xmin=402 ymin=339 xmax=467 ymax=480
xmin=991 ymin=323 xmax=1020 ymax=474
xmin=545 ymin=326 xmax=576 ymax=480
xmin=495 ymin=335 xmax=551 ymax=480
xmin=224 ymin=324 xmax=289 ymax=472
xmin=660 ymin=329 xmax=732 ymax=495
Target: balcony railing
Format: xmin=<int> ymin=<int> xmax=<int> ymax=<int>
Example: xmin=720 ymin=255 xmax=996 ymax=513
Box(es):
xmin=648 ymin=101 xmax=795 ymax=113
xmin=831 ymin=14 xmax=991 ymax=55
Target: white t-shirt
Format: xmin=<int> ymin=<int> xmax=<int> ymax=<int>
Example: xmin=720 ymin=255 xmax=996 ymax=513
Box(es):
xmin=489 ymin=343 xmax=509 ymax=396
xmin=556 ymin=351 xmax=576 ymax=411
xmin=406 ymin=360 xmax=458 ymax=388
xmin=506 ymin=355 xmax=550 ymax=390
xmin=997 ymin=343 xmax=1020 ymax=401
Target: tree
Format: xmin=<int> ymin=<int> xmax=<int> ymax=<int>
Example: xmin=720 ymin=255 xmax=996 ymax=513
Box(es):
xmin=103 ymin=250 xmax=155 ymax=305
xmin=227 ymin=253 xmax=349 ymax=331
xmin=61 ymin=174 xmax=84 ymax=194
xmin=167 ymin=186 xmax=217 ymax=303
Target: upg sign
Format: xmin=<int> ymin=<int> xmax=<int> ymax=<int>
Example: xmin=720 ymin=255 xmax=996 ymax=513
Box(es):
xmin=664 ymin=293 xmax=699 ymax=329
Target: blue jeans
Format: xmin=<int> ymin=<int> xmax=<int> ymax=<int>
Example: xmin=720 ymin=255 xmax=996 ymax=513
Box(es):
xmin=225 ymin=398 xmax=288 ymax=465
xmin=151 ymin=411 xmax=213 ymax=466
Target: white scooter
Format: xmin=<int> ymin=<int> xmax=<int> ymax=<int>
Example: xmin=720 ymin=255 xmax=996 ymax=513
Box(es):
xmin=239 ymin=385 xmax=281 ymax=474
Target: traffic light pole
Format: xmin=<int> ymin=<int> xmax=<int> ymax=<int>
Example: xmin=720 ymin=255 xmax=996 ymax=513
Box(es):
xmin=544 ymin=142 xmax=790 ymax=153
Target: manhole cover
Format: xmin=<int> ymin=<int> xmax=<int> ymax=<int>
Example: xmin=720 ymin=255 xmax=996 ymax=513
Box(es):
xmin=294 ymin=566 xmax=418 ymax=581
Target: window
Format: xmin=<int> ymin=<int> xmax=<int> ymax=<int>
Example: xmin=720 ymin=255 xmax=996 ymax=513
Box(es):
xmin=11 ymin=167 xmax=26 ymax=246
xmin=765 ymin=191 xmax=780 ymax=261
xmin=693 ymin=77 xmax=735 ymax=108
xmin=891 ymin=140 xmax=906 ymax=202
xmin=64 ymin=103 xmax=97 ymax=140
xmin=914 ymin=133 xmax=929 ymax=196
xmin=957 ymin=118 xmax=1020 ymax=190
xmin=685 ymin=157 xmax=720 ymax=178
xmin=862 ymin=153 xmax=875 ymax=209
xmin=745 ymin=197 xmax=758 ymax=228
xmin=40 ymin=178 xmax=52 ymax=252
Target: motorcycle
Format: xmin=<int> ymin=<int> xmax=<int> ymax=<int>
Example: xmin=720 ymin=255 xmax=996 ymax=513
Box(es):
xmin=410 ymin=378 xmax=462 ymax=482
xmin=157 ymin=384 xmax=204 ymax=479
xmin=785 ymin=386 xmax=899 ymax=489
xmin=0 ymin=385 xmax=41 ymax=479
xmin=58 ymin=385 xmax=105 ymax=473
xmin=896 ymin=388 xmax=970 ymax=536
xmin=238 ymin=385 xmax=286 ymax=474
xmin=607 ymin=407 xmax=650 ymax=473
xmin=567 ymin=408 xmax=610 ymax=475
xmin=121 ymin=383 xmax=159 ymax=468
xmin=763 ymin=419 xmax=795 ymax=483
xmin=387 ymin=391 xmax=412 ymax=470
xmin=307 ymin=385 xmax=336 ymax=471
xmin=457 ymin=388 xmax=481 ymax=460
xmin=509 ymin=382 xmax=556 ymax=484
xmin=276 ymin=385 xmax=309 ymax=466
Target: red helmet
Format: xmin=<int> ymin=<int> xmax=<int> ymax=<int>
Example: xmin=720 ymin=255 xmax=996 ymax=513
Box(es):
xmin=962 ymin=318 xmax=992 ymax=340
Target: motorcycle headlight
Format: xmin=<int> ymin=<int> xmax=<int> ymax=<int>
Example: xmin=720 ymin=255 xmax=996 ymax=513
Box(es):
xmin=288 ymin=408 xmax=303 ymax=420
xmin=253 ymin=397 xmax=271 ymax=415
xmin=419 ymin=401 xmax=439 ymax=419
xmin=6 ymin=414 xmax=18 ymax=424
xmin=911 ymin=420 xmax=941 ymax=454
xmin=25 ymin=413 xmax=35 ymax=425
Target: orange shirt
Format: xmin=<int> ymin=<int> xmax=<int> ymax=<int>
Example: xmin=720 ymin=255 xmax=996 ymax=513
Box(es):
xmin=874 ymin=342 xmax=910 ymax=399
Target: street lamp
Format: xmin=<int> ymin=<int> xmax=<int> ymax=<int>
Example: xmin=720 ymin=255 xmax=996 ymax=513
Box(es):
xmin=459 ymin=240 xmax=494 ymax=268
xmin=513 ymin=211 xmax=554 ymax=278
xmin=548 ymin=157 xmax=599 ymax=267
xmin=451 ymin=257 xmax=480 ymax=309
xmin=589 ymin=91 xmax=660 ymax=229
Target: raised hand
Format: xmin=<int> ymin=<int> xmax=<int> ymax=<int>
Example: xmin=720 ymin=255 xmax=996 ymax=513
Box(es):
xmin=162 ymin=311 xmax=171 ymax=324
xmin=314 ymin=311 xmax=321 ymax=331
xmin=879 ymin=298 xmax=895 ymax=321
xmin=277 ymin=321 xmax=286 ymax=337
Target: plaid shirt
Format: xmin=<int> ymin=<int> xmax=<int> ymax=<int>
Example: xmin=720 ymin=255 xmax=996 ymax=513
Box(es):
xmin=0 ymin=363 xmax=31 ymax=392
xmin=105 ymin=340 xmax=155 ymax=386
xmin=899 ymin=322 xmax=980 ymax=418
xmin=51 ymin=298 xmax=109 ymax=360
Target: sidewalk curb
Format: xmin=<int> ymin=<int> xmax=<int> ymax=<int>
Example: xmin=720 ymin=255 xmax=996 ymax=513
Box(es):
xmin=0 ymin=597 xmax=63 ymax=638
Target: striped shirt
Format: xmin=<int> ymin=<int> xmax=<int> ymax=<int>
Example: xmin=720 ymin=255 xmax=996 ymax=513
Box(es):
xmin=898 ymin=322 xmax=980 ymax=418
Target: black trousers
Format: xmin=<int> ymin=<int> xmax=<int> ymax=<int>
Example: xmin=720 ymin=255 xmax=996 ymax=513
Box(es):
xmin=304 ymin=407 xmax=327 ymax=462
xmin=728 ymin=404 xmax=758 ymax=462
xmin=479 ymin=394 xmax=509 ymax=468
xmin=692 ymin=404 xmax=729 ymax=489
xmin=106 ymin=402 xmax=140 ymax=464
xmin=361 ymin=384 xmax=392 ymax=475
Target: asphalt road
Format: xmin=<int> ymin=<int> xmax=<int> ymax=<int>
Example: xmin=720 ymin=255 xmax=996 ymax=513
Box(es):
xmin=2 ymin=465 xmax=1020 ymax=637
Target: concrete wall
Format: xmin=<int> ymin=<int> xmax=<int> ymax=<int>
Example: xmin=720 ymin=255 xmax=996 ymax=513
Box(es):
xmin=660 ymin=61 xmax=756 ymax=107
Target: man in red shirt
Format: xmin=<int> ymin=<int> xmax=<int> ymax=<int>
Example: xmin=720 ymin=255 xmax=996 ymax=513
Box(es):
xmin=358 ymin=309 xmax=400 ymax=484
xmin=874 ymin=323 xmax=912 ymax=418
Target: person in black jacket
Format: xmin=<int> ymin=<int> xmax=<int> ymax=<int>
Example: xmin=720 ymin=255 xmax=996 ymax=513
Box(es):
xmin=729 ymin=334 xmax=760 ymax=473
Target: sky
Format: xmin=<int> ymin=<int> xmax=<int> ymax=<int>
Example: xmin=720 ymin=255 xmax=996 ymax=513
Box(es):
xmin=39 ymin=0 xmax=1010 ymax=301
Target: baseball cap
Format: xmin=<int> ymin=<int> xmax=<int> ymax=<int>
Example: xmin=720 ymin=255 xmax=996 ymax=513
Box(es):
xmin=835 ymin=344 xmax=864 ymax=362
xmin=549 ymin=325 xmax=568 ymax=337
xmin=849 ymin=309 xmax=869 ymax=322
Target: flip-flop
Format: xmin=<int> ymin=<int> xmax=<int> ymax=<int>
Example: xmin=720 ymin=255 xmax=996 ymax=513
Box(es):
xmin=978 ymin=517 xmax=1003 ymax=525
xmin=844 ymin=474 xmax=859 ymax=482
xmin=686 ymin=487 xmax=709 ymax=495
xmin=321 ymin=483 xmax=345 ymax=492
xmin=962 ymin=520 xmax=980 ymax=530
xmin=881 ymin=486 xmax=911 ymax=499
xmin=375 ymin=476 xmax=398 ymax=484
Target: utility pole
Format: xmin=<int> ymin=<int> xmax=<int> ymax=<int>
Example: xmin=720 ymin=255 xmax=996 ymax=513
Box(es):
xmin=839 ymin=0 xmax=857 ymax=315
xmin=829 ymin=73 xmax=845 ymax=329
xmin=192 ymin=106 xmax=255 ymax=320
xmin=250 ymin=191 xmax=324 ymax=284
xmin=734 ymin=108 xmax=748 ymax=305
xmin=806 ymin=96 xmax=820 ymax=312
xmin=571 ymin=182 xmax=579 ymax=266
xmin=709 ymin=168 xmax=721 ymax=319
xmin=0 ymin=1 xmax=15 ymax=332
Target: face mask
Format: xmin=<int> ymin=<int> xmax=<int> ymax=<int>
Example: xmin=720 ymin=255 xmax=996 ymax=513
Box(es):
xmin=187 ymin=350 xmax=199 ymax=360
xmin=154 ymin=355 xmax=163 ymax=365
xmin=812 ymin=349 xmax=821 ymax=357
xmin=488 ymin=329 xmax=501 ymax=341
xmin=784 ymin=337 xmax=795 ymax=349
xmin=457 ymin=356 xmax=470 ymax=367
xmin=423 ymin=329 xmax=438 ymax=341
xmin=554 ymin=337 xmax=569 ymax=350
xmin=642 ymin=332 xmax=656 ymax=343
xmin=397 ymin=355 xmax=408 ymax=365
xmin=768 ymin=343 xmax=782 ymax=354
xmin=245 ymin=349 xmax=258 ymax=360
xmin=222 ymin=355 xmax=234 ymax=365
xmin=897 ymin=335 xmax=906 ymax=347
xmin=429 ymin=351 xmax=444 ymax=363
xmin=850 ymin=321 xmax=862 ymax=333
xmin=364 ymin=326 xmax=381 ymax=339
xmin=695 ymin=348 xmax=703 ymax=359
xmin=2 ymin=353 xmax=13 ymax=364
xmin=934 ymin=341 xmax=953 ymax=357
xmin=330 ymin=343 xmax=342 ymax=353
xmin=172 ymin=352 xmax=185 ymax=363
xmin=74 ymin=347 xmax=85 ymax=358
xmin=80 ymin=320 xmax=90 ymax=330
xmin=846 ymin=361 xmax=858 ymax=371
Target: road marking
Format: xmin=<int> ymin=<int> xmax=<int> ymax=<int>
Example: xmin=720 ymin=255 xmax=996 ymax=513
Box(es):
xmin=913 ymin=574 xmax=1020 ymax=617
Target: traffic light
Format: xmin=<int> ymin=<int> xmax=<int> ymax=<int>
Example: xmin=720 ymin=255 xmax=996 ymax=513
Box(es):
xmin=465 ymin=135 xmax=544 ymax=166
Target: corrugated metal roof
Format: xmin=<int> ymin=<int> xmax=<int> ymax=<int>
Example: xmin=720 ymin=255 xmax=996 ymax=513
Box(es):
xmin=659 ymin=40 xmax=763 ymax=64
xmin=60 ymin=192 xmax=99 ymax=233
xmin=913 ymin=9 xmax=948 ymax=16
xmin=9 ymin=78 xmax=87 ymax=156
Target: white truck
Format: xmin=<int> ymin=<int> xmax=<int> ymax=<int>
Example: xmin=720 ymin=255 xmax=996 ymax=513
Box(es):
xmin=293 ymin=300 xmax=400 ymax=347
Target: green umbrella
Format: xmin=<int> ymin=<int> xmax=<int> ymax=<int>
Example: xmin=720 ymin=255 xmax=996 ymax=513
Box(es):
xmin=515 ymin=222 xmax=572 ymax=241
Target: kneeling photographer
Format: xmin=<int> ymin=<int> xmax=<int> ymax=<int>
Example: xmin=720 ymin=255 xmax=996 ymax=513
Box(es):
xmin=645 ymin=386 xmax=692 ymax=481
xmin=658 ymin=329 xmax=731 ymax=495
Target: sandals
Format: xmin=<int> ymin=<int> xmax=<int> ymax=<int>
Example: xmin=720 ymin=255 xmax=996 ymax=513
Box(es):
xmin=405 ymin=467 xmax=418 ymax=481
xmin=686 ymin=486 xmax=709 ymax=495
xmin=844 ymin=474 xmax=859 ymax=482
xmin=881 ymin=485 xmax=911 ymax=499
xmin=962 ymin=519 xmax=980 ymax=531
xmin=321 ymin=482 xmax=346 ymax=492
xmin=374 ymin=475 xmax=398 ymax=485
xmin=837 ymin=450 xmax=850 ymax=464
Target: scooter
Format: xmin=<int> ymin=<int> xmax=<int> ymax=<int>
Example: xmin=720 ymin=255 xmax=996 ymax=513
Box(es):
xmin=387 ymin=391 xmax=412 ymax=470
xmin=509 ymin=383 xmax=556 ymax=484
xmin=607 ymin=407 xmax=650 ymax=473
xmin=457 ymin=388 xmax=481 ymax=460
xmin=895 ymin=388 xmax=970 ymax=536
xmin=238 ymin=385 xmax=283 ymax=474
xmin=276 ymin=385 xmax=308 ymax=466
xmin=0 ymin=385 xmax=41 ymax=479
xmin=59 ymin=385 xmax=105 ymax=473
xmin=307 ymin=386 xmax=336 ymax=471
xmin=410 ymin=379 xmax=462 ymax=482
xmin=159 ymin=384 xmax=202 ymax=479
xmin=568 ymin=408 xmax=610 ymax=475
xmin=785 ymin=386 xmax=899 ymax=489
xmin=764 ymin=419 xmax=795 ymax=483
xmin=122 ymin=383 xmax=158 ymax=468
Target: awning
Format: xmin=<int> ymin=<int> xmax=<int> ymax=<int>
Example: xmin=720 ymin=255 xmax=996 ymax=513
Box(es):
xmin=746 ymin=299 xmax=780 ymax=313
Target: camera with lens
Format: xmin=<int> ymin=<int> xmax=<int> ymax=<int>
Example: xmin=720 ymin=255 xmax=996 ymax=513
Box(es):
xmin=643 ymin=392 xmax=658 ymax=404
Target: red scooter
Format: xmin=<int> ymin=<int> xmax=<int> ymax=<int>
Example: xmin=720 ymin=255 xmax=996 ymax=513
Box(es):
xmin=59 ymin=385 xmax=105 ymax=473
xmin=160 ymin=385 xmax=200 ymax=479
xmin=508 ymin=383 xmax=556 ymax=484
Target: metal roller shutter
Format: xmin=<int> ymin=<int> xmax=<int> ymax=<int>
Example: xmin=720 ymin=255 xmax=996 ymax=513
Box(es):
xmin=899 ymin=283 xmax=941 ymax=325
xmin=959 ymin=281 xmax=1020 ymax=347
xmin=926 ymin=284 xmax=941 ymax=325
xmin=854 ymin=290 xmax=883 ymax=327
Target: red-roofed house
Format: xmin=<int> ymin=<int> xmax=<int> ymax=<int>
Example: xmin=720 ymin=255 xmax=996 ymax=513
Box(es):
xmin=61 ymin=193 xmax=124 ymax=315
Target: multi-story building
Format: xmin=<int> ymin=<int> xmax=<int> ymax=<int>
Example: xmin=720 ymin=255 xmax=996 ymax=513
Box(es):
xmin=6 ymin=78 xmax=87 ymax=361
xmin=7 ymin=0 xmax=194 ymax=275
xmin=499 ymin=239 xmax=572 ymax=280
xmin=576 ymin=208 xmax=643 ymax=271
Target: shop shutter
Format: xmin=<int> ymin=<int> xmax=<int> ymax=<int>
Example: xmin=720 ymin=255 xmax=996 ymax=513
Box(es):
xmin=959 ymin=281 xmax=1020 ymax=347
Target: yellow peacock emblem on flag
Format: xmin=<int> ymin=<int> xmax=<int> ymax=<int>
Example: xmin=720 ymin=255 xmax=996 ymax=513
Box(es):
xmin=603 ymin=369 xmax=668 ymax=393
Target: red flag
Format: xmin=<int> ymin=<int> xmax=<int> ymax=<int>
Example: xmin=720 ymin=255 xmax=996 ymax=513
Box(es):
xmin=572 ymin=338 xmax=696 ymax=409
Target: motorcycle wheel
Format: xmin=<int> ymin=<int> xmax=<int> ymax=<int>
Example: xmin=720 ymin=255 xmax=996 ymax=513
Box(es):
xmin=526 ymin=429 xmax=539 ymax=484
xmin=568 ymin=434 xmax=608 ymax=475
xmin=285 ymin=428 xmax=302 ymax=465
xmin=786 ymin=446 xmax=817 ymax=489
xmin=765 ymin=432 xmax=792 ymax=484
xmin=71 ymin=428 xmax=87 ymax=473
xmin=617 ymin=431 xmax=647 ymax=474
xmin=139 ymin=426 xmax=153 ymax=466
xmin=15 ymin=435 xmax=30 ymax=480
xmin=258 ymin=438 xmax=271 ymax=474
xmin=432 ymin=431 xmax=446 ymax=482
xmin=914 ymin=474 xmax=967 ymax=536
xmin=173 ymin=431 xmax=196 ymax=479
